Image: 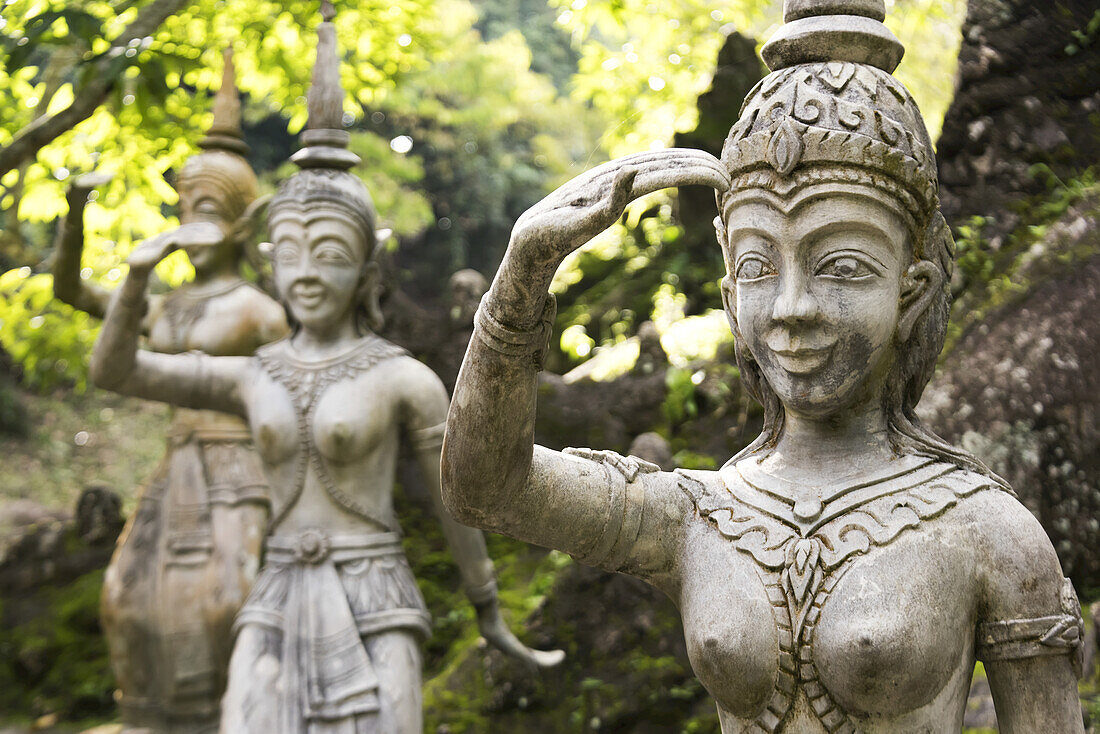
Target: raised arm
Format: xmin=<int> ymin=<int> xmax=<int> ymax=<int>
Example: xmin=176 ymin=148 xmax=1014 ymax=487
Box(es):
xmin=52 ymin=173 xmax=117 ymax=319
xmin=976 ymin=493 xmax=1085 ymax=732
xmin=89 ymin=222 xmax=249 ymax=415
xmin=441 ymin=149 xmax=729 ymax=562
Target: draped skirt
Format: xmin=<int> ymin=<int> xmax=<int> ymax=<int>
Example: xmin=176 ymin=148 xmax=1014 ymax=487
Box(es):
xmin=219 ymin=531 xmax=432 ymax=734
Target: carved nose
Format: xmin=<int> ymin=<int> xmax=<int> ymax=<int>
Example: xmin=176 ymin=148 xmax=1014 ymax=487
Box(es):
xmin=771 ymin=275 xmax=819 ymax=325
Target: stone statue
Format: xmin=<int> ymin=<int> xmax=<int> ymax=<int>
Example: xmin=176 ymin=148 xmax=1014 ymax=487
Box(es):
xmin=54 ymin=48 xmax=288 ymax=733
xmin=441 ymin=1 xmax=1086 ymax=730
xmin=89 ymin=5 xmax=561 ymax=732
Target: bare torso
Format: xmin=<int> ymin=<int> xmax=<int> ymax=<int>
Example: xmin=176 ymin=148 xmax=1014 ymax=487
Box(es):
xmin=244 ymin=337 xmax=437 ymax=535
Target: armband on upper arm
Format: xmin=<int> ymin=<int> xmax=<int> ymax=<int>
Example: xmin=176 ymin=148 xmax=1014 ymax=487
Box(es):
xmin=563 ymin=448 xmax=659 ymax=571
xmin=976 ymin=577 xmax=1084 ymax=677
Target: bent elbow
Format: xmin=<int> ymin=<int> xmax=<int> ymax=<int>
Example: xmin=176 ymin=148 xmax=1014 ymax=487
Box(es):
xmin=440 ymin=450 xmax=481 ymax=526
xmin=89 ymin=352 xmax=124 ymax=392
xmin=52 ymin=280 xmax=77 ymax=308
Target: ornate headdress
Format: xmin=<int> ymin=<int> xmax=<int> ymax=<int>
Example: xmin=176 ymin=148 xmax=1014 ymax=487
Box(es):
xmin=269 ymin=0 xmax=377 ymax=253
xmin=722 ymin=0 xmax=989 ymax=476
xmin=178 ymin=47 xmax=259 ymax=219
xmin=720 ymin=0 xmax=938 ymax=241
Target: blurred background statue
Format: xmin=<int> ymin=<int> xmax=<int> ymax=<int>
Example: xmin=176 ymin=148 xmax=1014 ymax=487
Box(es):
xmin=441 ymin=0 xmax=1085 ymax=730
xmin=88 ymin=3 xmax=561 ymax=732
xmin=54 ymin=49 xmax=288 ymax=733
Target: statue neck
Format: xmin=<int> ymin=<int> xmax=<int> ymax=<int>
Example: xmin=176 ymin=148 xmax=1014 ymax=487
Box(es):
xmin=290 ymin=318 xmax=362 ymax=360
xmin=191 ymin=262 xmax=239 ymax=286
xmin=764 ymin=401 xmax=895 ymax=486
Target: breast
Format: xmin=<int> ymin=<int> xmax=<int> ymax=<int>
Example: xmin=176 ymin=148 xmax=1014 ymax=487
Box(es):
xmin=311 ymin=379 xmax=395 ymax=465
xmin=248 ymin=378 xmax=298 ymax=465
xmin=679 ymin=524 xmax=778 ymax=718
xmin=812 ymin=530 xmax=976 ymax=717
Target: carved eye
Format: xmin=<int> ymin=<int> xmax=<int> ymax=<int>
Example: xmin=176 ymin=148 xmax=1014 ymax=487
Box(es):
xmin=736 ymin=256 xmax=777 ymax=281
xmin=816 ymin=254 xmax=876 ymax=280
xmin=274 ymin=244 xmax=299 ymax=264
xmin=313 ymin=243 xmax=353 ymax=264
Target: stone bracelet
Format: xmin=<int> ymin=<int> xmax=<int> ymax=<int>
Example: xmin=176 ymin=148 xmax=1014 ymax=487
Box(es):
xmin=473 ymin=293 xmax=557 ymax=370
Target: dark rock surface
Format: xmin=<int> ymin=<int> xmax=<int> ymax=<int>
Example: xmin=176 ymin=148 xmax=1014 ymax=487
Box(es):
xmin=920 ymin=197 xmax=1100 ymax=593
xmin=936 ymin=0 xmax=1100 ymax=242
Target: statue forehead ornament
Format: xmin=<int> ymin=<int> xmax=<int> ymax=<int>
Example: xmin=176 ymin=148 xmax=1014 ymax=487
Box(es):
xmin=179 ymin=47 xmax=258 ymax=217
xmin=270 ymin=0 xmax=378 ymax=252
xmin=720 ymin=0 xmax=938 ymax=236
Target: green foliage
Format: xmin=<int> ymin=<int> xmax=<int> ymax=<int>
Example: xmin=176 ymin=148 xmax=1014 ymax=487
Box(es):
xmin=944 ymin=167 xmax=1100 ymax=356
xmin=471 ymin=0 xmax=579 ymax=89
xmin=0 ymin=270 xmax=97 ymax=390
xmin=0 ymin=0 xmax=589 ymax=386
xmin=663 ymin=366 xmax=699 ymax=425
xmin=1065 ymin=9 xmax=1100 ymax=56
xmin=368 ymin=10 xmax=598 ymax=291
xmin=0 ymin=570 xmax=114 ymax=721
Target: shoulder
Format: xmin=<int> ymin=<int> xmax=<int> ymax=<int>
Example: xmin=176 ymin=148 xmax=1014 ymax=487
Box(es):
xmin=955 ymin=478 xmax=1068 ymax=619
xmin=372 ymin=349 xmax=448 ymax=418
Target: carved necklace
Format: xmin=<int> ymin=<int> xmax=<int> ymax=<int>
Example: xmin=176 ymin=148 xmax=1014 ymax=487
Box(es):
xmin=161 ymin=278 xmax=247 ymax=351
xmin=255 ymin=335 xmax=408 ymax=532
xmin=679 ymin=455 xmax=1003 ymax=733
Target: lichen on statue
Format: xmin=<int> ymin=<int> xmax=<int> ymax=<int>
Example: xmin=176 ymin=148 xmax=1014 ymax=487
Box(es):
xmin=441 ymin=0 xmax=1086 ymax=730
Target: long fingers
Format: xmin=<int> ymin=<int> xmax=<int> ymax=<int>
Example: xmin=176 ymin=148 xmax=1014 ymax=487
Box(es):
xmin=540 ymin=148 xmax=729 ymax=212
xmin=628 ymin=150 xmax=731 ymax=199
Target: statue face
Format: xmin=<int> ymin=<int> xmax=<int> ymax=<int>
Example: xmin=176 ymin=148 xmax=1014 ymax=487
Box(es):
xmin=270 ymin=205 xmax=366 ymax=333
xmin=724 ymin=189 xmax=910 ymax=419
xmin=178 ymin=176 xmax=238 ymax=275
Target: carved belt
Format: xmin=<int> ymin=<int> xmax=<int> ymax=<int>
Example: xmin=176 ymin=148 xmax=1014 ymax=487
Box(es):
xmin=264 ymin=530 xmax=403 ymax=565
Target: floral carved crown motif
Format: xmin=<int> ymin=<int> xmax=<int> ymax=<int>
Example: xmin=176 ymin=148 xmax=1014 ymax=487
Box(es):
xmin=719 ymin=0 xmax=939 ymax=229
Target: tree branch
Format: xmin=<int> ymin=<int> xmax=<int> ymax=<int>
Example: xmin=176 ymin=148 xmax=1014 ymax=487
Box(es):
xmin=0 ymin=0 xmax=192 ymax=178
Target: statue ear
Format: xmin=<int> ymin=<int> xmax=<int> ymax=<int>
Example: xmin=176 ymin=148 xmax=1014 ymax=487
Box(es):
xmin=232 ymin=194 xmax=273 ymax=244
xmin=358 ymin=260 xmax=385 ymax=332
xmin=720 ymin=275 xmax=739 ymax=336
xmin=713 ymin=214 xmax=727 ymax=249
xmin=897 ymin=260 xmax=941 ymax=343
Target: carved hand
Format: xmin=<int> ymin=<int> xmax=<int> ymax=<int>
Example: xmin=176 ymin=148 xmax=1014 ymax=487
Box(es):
xmin=510 ymin=148 xmax=730 ymax=267
xmin=490 ymin=149 xmax=730 ymax=328
xmin=475 ymin=597 xmax=566 ymax=671
xmin=126 ymin=221 xmax=222 ymax=274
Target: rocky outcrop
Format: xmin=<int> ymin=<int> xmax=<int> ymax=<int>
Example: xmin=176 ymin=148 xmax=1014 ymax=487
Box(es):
xmin=0 ymin=487 xmax=123 ymax=721
xmin=936 ymin=0 xmax=1100 ymax=242
xmin=928 ymin=0 xmax=1100 ymax=595
xmin=920 ymin=194 xmax=1100 ymax=592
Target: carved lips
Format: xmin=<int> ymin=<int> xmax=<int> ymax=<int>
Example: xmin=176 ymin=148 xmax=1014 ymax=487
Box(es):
xmin=766 ymin=334 xmax=835 ymax=375
xmin=291 ymin=282 xmax=327 ymax=309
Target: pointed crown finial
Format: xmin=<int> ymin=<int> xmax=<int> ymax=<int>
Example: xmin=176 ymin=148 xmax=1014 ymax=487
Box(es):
xmin=198 ymin=47 xmax=249 ymax=156
xmin=762 ymin=0 xmax=903 ymax=73
xmin=291 ymin=0 xmax=360 ymax=170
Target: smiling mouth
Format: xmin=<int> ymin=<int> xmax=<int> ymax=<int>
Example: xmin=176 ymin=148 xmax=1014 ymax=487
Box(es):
xmin=292 ymin=286 xmax=326 ymax=307
xmin=771 ymin=345 xmax=834 ymax=375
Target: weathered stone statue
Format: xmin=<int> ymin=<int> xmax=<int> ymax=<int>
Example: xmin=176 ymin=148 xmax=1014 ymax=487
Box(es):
xmin=54 ymin=49 xmax=287 ymax=733
xmin=441 ymin=1 xmax=1086 ymax=730
xmin=90 ymin=5 xmax=560 ymax=732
